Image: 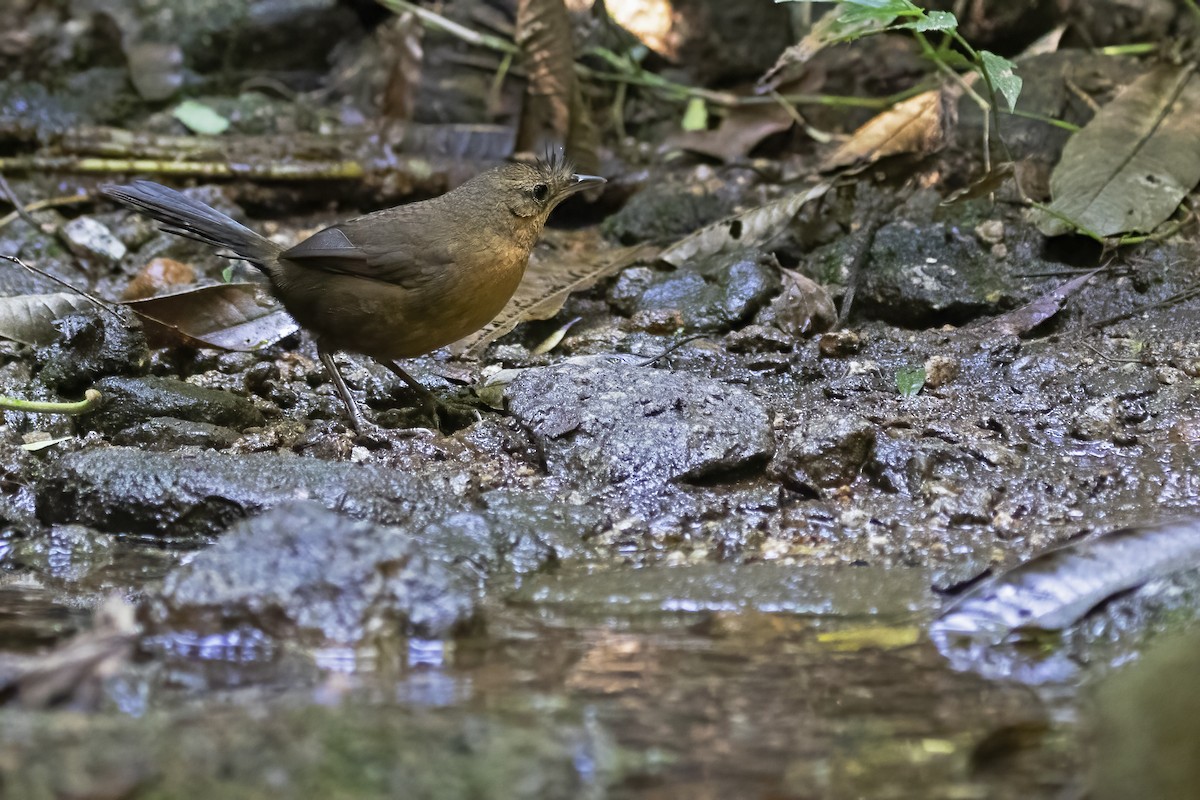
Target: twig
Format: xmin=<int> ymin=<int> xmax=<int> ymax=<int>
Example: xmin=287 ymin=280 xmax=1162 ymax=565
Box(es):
xmin=0 ymin=156 xmax=367 ymax=180
xmin=0 ymin=254 xmax=122 ymax=319
xmin=0 ymin=194 xmax=91 ymax=231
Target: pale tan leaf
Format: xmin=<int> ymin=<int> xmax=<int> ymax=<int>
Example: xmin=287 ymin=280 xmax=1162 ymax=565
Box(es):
xmin=123 ymin=282 xmax=298 ymax=352
xmin=660 ymin=183 xmax=830 ymax=268
xmin=1038 ymin=65 xmax=1200 ymax=237
xmin=0 ymin=292 xmax=97 ymax=346
xmin=822 ymin=88 xmax=952 ymax=171
xmin=452 ymin=242 xmax=657 ymax=357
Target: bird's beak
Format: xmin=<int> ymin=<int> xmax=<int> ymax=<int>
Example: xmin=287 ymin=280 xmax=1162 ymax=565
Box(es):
xmin=561 ymin=173 xmax=607 ymax=197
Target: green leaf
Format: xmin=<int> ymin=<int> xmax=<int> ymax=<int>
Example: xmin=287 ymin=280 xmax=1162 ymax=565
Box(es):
xmin=896 ymin=367 xmax=926 ymax=398
xmin=980 ymin=51 xmax=1022 ymax=111
xmin=172 ymin=99 xmax=230 ymax=135
xmin=221 ymin=265 xmax=235 ymax=283
xmin=899 ymin=9 xmax=957 ymax=32
xmin=681 ymin=97 xmax=709 ymax=131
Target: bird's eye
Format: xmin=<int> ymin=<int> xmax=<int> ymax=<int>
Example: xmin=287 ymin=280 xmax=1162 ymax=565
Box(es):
xmin=531 ymin=183 xmax=549 ymax=202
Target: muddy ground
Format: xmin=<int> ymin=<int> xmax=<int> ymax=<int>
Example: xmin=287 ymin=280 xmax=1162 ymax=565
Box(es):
xmin=2 ymin=1 xmax=1200 ymax=798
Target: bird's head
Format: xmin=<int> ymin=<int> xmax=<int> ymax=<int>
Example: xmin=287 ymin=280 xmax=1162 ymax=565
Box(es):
xmin=486 ymin=155 xmax=606 ymax=221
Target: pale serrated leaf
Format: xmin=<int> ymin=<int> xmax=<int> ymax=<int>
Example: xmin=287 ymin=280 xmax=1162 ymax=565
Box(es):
xmin=660 ymin=183 xmax=830 ymax=267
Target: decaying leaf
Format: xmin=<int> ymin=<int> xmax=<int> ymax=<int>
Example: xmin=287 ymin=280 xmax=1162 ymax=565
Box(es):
xmin=123 ymin=282 xmax=298 ymax=351
xmin=452 ymin=241 xmax=656 ymax=357
xmin=1037 ymin=65 xmax=1200 ymax=237
xmin=963 ymin=268 xmax=1098 ymax=339
xmin=0 ymin=595 xmax=138 ymax=709
xmin=669 ymin=102 xmax=796 ymax=163
xmin=0 ymin=292 xmax=97 ymax=346
xmin=660 ymin=182 xmax=830 ymax=267
xmin=823 ymin=88 xmax=954 ymax=171
xmin=770 ymin=268 xmax=836 ymax=338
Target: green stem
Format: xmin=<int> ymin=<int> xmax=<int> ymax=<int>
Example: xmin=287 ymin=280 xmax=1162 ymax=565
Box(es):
xmin=0 ymin=389 xmax=102 ymax=415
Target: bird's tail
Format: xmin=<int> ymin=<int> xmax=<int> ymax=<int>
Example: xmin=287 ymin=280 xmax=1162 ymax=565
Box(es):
xmin=101 ymin=180 xmax=282 ymax=272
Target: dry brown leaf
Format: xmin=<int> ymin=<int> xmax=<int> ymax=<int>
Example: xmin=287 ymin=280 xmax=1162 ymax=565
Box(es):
xmin=823 ymin=88 xmax=954 ymax=171
xmin=123 ymin=282 xmax=298 ymax=351
xmin=669 ymin=103 xmax=795 ymax=163
xmin=772 ymin=268 xmax=836 ymax=338
xmin=452 ymin=240 xmax=657 ymax=357
xmin=660 ymin=182 xmax=830 ymax=268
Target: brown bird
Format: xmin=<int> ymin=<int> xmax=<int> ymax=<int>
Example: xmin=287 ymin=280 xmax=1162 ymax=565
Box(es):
xmin=102 ymin=159 xmax=605 ymax=434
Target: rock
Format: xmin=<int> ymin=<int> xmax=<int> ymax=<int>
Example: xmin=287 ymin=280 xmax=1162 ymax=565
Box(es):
xmin=157 ymin=501 xmax=478 ymax=642
xmin=602 ymin=181 xmax=737 ymax=244
xmin=778 ymin=412 xmax=875 ymax=490
xmin=35 ymin=448 xmax=593 ymax=578
xmin=36 ymin=447 xmax=441 ymax=538
xmin=58 ymin=217 xmax=126 ymax=266
xmin=36 ymin=312 xmax=149 ymax=394
xmin=505 ymin=363 xmax=774 ymax=487
xmin=859 ymin=221 xmax=1019 ymax=325
xmin=90 ymin=375 xmax=265 ymax=432
xmin=607 ymin=250 xmax=780 ymax=332
xmin=110 ymin=417 xmax=240 ymax=450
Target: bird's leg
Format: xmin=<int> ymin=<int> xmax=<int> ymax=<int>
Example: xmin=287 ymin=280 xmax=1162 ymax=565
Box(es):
xmin=319 ymin=347 xmax=368 ymax=435
xmin=376 ymin=359 xmax=443 ymax=427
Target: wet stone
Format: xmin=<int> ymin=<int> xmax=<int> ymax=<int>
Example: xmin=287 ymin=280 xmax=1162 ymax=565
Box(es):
xmin=778 ymin=412 xmax=876 ymax=491
xmin=90 ymin=375 xmax=265 ymax=433
xmin=157 ymin=501 xmax=478 ymax=642
xmin=110 ymin=417 xmax=240 ymax=450
xmin=859 ymin=221 xmax=1021 ymax=325
xmin=505 ymin=363 xmax=774 ymax=487
xmin=608 ymin=250 xmax=781 ymax=332
xmin=58 ymin=217 xmax=126 ymax=266
xmin=602 ymin=181 xmax=737 ymax=244
xmin=36 ymin=447 xmax=443 ymax=539
xmin=36 ymin=312 xmax=149 ymax=394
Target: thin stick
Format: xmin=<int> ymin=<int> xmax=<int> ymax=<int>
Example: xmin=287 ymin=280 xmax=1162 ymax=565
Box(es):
xmin=0 ymin=254 xmax=122 ymax=319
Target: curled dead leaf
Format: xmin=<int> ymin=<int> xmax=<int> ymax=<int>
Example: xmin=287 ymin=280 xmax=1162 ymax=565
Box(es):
xmin=770 ymin=268 xmax=836 ymax=338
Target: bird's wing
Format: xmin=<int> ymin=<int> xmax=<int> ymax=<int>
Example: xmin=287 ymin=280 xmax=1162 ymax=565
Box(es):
xmin=279 ymin=205 xmax=455 ymax=289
